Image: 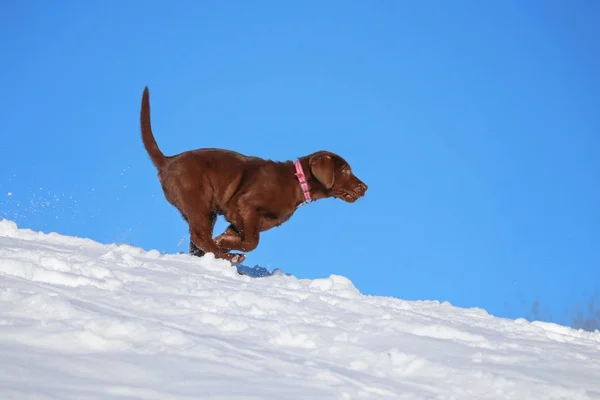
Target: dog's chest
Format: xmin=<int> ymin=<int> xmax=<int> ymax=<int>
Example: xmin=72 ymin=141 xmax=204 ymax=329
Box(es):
xmin=260 ymin=209 xmax=294 ymax=230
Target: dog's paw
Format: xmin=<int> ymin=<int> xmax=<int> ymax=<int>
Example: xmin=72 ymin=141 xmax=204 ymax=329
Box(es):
xmin=190 ymin=247 xmax=205 ymax=257
xmin=228 ymin=253 xmax=246 ymax=265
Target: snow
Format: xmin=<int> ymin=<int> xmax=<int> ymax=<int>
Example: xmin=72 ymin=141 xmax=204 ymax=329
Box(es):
xmin=1 ymin=219 xmax=599 ymax=399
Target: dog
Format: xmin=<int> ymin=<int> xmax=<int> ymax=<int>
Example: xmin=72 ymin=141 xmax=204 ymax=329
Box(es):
xmin=140 ymin=86 xmax=368 ymax=264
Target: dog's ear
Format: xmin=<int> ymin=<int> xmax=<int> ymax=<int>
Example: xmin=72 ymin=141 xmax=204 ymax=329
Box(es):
xmin=310 ymin=154 xmax=335 ymax=190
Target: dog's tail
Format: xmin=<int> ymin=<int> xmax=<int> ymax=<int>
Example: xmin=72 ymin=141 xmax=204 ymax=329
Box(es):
xmin=140 ymin=86 xmax=166 ymax=170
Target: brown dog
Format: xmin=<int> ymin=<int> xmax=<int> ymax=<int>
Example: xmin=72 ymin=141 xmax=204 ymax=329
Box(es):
xmin=140 ymin=87 xmax=367 ymax=264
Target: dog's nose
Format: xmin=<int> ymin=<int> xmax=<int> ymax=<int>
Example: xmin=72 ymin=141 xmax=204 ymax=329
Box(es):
xmin=358 ymin=182 xmax=368 ymax=193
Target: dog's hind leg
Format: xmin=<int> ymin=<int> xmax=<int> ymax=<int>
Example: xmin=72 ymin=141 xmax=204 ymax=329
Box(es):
xmin=189 ymin=212 xmax=217 ymax=257
xmin=189 ymin=241 xmax=204 ymax=256
xmin=188 ymin=215 xmax=222 ymax=258
xmin=188 ymin=214 xmax=246 ymax=264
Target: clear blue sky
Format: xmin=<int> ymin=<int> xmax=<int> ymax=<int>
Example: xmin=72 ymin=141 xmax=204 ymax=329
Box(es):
xmin=1 ymin=0 xmax=599 ymax=329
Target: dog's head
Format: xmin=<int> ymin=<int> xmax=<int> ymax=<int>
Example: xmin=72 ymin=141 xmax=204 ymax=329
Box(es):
xmin=309 ymin=151 xmax=368 ymax=203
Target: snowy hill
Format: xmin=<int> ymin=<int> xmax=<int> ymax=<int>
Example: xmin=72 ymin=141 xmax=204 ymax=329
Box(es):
xmin=1 ymin=219 xmax=599 ymax=400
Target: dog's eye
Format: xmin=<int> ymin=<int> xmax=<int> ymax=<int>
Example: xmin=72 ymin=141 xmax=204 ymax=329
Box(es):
xmin=342 ymin=166 xmax=351 ymax=174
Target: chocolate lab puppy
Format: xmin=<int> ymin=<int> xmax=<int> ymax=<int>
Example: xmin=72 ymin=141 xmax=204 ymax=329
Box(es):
xmin=140 ymin=87 xmax=367 ymax=264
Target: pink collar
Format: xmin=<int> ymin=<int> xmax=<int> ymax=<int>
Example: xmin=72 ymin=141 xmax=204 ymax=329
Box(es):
xmin=294 ymin=160 xmax=312 ymax=202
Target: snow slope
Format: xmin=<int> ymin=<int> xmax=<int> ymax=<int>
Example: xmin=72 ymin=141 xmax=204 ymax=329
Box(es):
xmin=1 ymin=219 xmax=599 ymax=400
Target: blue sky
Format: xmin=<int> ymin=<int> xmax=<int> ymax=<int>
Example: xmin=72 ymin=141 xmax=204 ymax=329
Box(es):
xmin=1 ymin=0 xmax=599 ymax=329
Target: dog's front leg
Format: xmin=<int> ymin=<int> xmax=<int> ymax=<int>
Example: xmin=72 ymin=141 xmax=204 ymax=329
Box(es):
xmin=214 ymin=225 xmax=241 ymax=251
xmin=216 ymin=210 xmax=260 ymax=254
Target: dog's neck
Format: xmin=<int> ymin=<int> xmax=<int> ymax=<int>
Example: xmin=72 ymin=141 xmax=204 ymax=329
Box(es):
xmin=290 ymin=158 xmax=330 ymax=209
xmin=294 ymin=159 xmax=312 ymax=203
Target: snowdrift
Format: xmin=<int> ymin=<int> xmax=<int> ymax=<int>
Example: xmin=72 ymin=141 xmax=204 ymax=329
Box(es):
xmin=1 ymin=219 xmax=599 ymax=399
